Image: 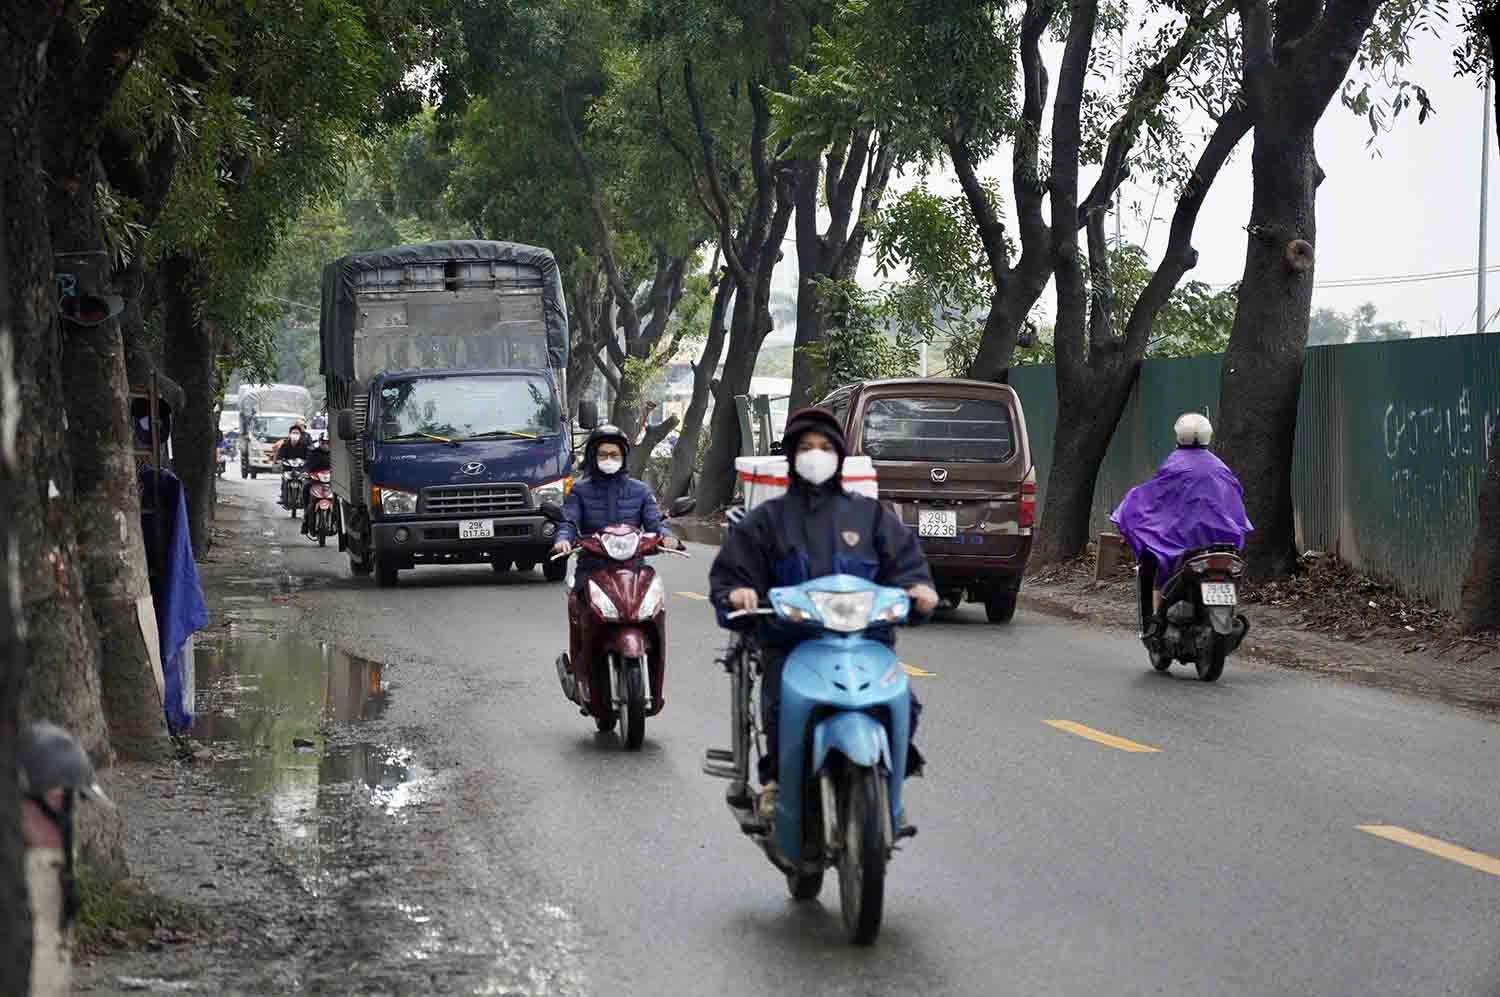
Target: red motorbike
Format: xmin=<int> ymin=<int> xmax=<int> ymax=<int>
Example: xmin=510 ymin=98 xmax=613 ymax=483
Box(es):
xmin=306 ymin=468 xmax=338 ymax=547
xmin=541 ymin=497 xmax=693 ymax=750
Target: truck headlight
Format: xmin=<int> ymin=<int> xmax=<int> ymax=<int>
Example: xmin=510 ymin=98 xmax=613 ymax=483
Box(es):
xmin=375 ymin=486 xmax=417 ymax=516
xmin=531 ymin=476 xmax=571 ymax=508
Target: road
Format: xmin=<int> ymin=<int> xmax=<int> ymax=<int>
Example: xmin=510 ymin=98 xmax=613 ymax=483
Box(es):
xmin=206 ymin=475 xmax=1500 ymax=995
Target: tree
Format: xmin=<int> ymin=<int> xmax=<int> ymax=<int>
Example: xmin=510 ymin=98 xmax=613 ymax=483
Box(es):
xmin=1214 ymin=0 xmax=1427 ymax=577
xmin=1307 ymin=302 xmax=1412 ymax=345
xmin=1458 ymin=3 xmax=1500 ymax=632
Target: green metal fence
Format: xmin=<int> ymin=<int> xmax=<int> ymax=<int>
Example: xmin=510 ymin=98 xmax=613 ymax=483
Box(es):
xmin=1008 ymin=336 xmax=1500 ymax=610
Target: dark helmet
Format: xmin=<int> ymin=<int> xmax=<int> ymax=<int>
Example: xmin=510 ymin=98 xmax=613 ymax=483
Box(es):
xmin=584 ymin=424 xmax=631 ymax=475
xmin=18 ymin=722 xmax=113 ymax=808
xmin=782 ymin=407 xmax=847 ymax=457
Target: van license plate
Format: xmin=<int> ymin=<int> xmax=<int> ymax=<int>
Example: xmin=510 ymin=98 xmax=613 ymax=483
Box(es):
xmin=459 ymin=519 xmax=495 ymax=540
xmin=1201 ymin=582 xmax=1237 ymax=606
xmin=918 ymin=509 xmax=958 ymax=538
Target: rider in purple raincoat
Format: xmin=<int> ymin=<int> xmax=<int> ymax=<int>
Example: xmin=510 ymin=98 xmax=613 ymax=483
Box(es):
xmin=1110 ymin=414 xmax=1253 ymax=630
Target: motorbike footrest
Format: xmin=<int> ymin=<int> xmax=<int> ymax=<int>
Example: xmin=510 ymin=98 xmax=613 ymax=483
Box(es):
xmin=703 ymin=762 xmax=740 ymax=780
xmin=896 ymin=824 xmax=918 ymax=841
xmin=705 ymin=748 xmax=733 ymax=762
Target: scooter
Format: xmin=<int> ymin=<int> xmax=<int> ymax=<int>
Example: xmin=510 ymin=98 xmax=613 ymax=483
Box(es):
xmin=706 ymin=574 xmax=919 ymax=945
xmin=1138 ymin=544 xmax=1251 ymax=682
xmin=540 ymin=497 xmax=694 ymax=750
xmin=305 ymin=468 xmax=338 ymax=547
xmin=279 ymin=459 xmax=306 ymax=518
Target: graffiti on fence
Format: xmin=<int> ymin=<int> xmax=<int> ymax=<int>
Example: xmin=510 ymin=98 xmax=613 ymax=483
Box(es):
xmin=1381 ymin=387 xmax=1498 ymax=544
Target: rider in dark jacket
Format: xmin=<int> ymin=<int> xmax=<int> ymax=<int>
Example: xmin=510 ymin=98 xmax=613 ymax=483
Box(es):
xmin=551 ymin=425 xmax=681 ymax=582
xmin=710 ymin=407 xmax=938 ymax=817
xmin=274 ymin=424 xmax=309 ymax=463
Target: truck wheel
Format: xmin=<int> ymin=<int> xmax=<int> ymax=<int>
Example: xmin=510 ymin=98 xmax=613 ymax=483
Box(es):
xmin=515 ymin=559 xmax=536 ymax=573
xmin=240 ymin=460 xmax=248 ymax=480
xmin=985 ymin=586 xmax=1018 ymax=624
xmin=375 ymin=556 xmax=399 ymax=588
xmin=543 ymin=559 xmax=567 ymax=583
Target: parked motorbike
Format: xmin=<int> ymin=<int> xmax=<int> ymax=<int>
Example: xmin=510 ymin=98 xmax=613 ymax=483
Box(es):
xmin=279 ymin=459 xmax=306 ymax=518
xmin=305 ymin=468 xmax=337 ymax=546
xmin=1138 ymin=544 xmax=1251 ymax=682
xmin=705 ymin=574 xmax=919 ymax=945
xmin=540 ymin=496 xmax=694 ymax=750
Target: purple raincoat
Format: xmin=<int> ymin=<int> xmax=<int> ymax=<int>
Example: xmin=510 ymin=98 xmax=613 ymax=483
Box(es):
xmin=1109 ymin=447 xmax=1253 ymax=576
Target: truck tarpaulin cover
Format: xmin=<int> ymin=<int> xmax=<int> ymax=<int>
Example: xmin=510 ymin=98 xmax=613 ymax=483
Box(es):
xmin=319 ymin=240 xmax=568 ymax=380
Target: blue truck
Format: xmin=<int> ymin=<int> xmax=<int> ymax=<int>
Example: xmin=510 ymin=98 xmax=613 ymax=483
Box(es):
xmin=320 ymin=240 xmax=598 ymax=587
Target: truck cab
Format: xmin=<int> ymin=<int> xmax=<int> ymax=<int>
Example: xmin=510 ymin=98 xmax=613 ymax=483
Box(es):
xmin=339 ymin=367 xmax=584 ymax=586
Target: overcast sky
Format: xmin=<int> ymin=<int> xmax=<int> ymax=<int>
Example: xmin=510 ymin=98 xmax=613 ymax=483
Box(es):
xmin=772 ymin=19 xmax=1497 ymax=341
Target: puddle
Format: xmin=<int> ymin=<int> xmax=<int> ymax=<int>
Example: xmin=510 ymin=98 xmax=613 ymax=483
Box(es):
xmin=191 ymin=636 xmax=433 ymax=894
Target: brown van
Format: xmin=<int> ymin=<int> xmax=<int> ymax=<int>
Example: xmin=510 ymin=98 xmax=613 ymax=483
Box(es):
xmin=818 ymin=378 xmax=1035 ymax=622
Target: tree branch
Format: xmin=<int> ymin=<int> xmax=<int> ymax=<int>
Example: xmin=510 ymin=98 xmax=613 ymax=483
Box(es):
xmin=1086 ymin=209 xmax=1113 ymax=352
xmin=1240 ymin=0 xmax=1274 ymax=111
xmin=1050 ymin=0 xmax=1100 ymax=373
xmin=69 ymin=0 xmax=159 ymax=135
xmin=1285 ymin=0 xmax=1383 ymax=121
xmin=947 ymin=135 xmax=1011 ymax=278
xmin=684 ymin=61 xmax=753 ymax=287
xmin=593 ymin=352 xmax=623 ymax=393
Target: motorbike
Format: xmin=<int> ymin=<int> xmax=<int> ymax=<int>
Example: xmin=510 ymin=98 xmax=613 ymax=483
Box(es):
xmin=217 ymin=431 xmax=237 ymax=478
xmin=305 ymin=467 xmax=337 ymax=547
xmin=279 ymin=459 xmax=306 ymax=518
xmin=705 ymin=573 xmax=919 ymax=946
xmin=1138 ymin=544 xmax=1251 ymax=682
xmin=539 ymin=496 xmax=695 ymax=750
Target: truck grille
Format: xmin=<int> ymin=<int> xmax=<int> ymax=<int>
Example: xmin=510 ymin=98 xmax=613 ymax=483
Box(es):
xmin=423 ymin=484 xmax=529 ymax=516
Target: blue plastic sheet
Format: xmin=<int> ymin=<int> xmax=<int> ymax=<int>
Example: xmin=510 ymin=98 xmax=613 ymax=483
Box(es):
xmin=140 ymin=468 xmax=209 ymax=733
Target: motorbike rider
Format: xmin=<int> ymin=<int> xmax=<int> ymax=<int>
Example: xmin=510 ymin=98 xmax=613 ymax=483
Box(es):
xmin=274 ymin=423 xmax=309 ymax=464
xmin=1110 ymin=412 xmax=1253 ymax=636
xmin=299 ymin=435 xmax=333 ymax=536
xmin=709 ymin=407 xmax=939 ymax=819
xmin=550 ymin=425 xmax=684 ymax=583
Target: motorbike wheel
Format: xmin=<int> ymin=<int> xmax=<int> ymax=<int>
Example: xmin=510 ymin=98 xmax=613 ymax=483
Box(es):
xmin=1196 ymin=633 xmax=1228 ymax=683
xmin=620 ymin=661 xmax=646 ymax=750
xmin=786 ymin=869 xmax=825 ymax=902
xmin=837 ymin=767 xmax=887 ymax=945
xmin=543 ymin=558 xmax=567 ymax=583
xmin=595 ymin=714 xmax=616 ymax=733
xmin=1148 ymin=647 xmax=1172 ymax=673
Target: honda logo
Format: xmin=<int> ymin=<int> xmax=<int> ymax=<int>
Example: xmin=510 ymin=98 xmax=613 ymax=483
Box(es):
xmin=461 ymin=461 xmax=486 ymax=476
xmin=930 ymin=468 xmax=949 ymax=484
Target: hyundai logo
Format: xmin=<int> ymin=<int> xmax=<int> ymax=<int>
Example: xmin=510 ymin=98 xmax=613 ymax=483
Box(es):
xmin=930 ymin=467 xmax=949 ymax=484
xmin=461 ymin=461 xmax=486 ymax=476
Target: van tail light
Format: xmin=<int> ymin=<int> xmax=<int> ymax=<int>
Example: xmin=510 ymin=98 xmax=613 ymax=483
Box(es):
xmin=1187 ymin=553 xmax=1245 ymax=577
xmin=1018 ymin=469 xmax=1037 ymax=529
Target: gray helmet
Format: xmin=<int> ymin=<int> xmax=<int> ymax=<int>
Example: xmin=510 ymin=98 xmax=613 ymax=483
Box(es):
xmin=18 ymin=722 xmax=113 ymax=808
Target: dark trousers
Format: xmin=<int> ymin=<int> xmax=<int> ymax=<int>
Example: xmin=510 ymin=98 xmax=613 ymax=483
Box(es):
xmin=757 ymin=644 xmax=923 ymax=785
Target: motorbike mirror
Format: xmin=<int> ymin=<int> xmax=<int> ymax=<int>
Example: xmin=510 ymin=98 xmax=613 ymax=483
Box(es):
xmin=336 ymin=409 xmax=358 ymax=442
xmin=539 ymin=501 xmax=566 ymax=524
xmin=669 ymin=496 xmax=696 ymax=518
xmin=577 ymin=400 xmax=599 ymax=431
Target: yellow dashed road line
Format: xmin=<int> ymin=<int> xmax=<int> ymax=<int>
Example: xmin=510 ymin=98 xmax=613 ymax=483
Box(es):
xmin=1357 ymin=825 xmax=1500 ymax=877
xmin=1045 ymin=720 xmax=1161 ymax=753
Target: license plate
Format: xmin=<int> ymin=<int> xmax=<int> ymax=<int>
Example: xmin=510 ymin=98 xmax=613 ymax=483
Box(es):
xmin=1201 ymin=582 xmax=1237 ymax=606
xmin=918 ymin=509 xmax=958 ymax=538
xmin=459 ymin=519 xmax=495 ymax=540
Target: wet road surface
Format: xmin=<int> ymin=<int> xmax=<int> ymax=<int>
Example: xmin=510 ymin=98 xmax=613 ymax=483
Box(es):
xmin=203 ymin=476 xmax=1500 ymax=995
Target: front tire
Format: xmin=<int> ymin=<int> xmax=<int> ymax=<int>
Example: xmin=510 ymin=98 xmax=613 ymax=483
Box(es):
xmin=621 ymin=661 xmax=646 ymax=750
xmin=838 ymin=767 xmax=887 ymax=945
xmin=543 ymin=558 xmax=567 ymax=583
xmin=1196 ymin=633 xmax=1227 ymax=683
xmin=787 ymin=869 xmax=825 ymax=901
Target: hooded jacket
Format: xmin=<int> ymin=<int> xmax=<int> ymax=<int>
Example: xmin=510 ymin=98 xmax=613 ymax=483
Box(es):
xmin=709 ymin=408 xmax=932 ymax=646
xmin=557 ymin=430 xmax=667 ymax=552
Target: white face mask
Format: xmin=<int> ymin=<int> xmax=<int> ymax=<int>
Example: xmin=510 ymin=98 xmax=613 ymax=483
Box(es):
xmin=597 ymin=457 xmax=624 ymax=476
xmin=289 ymin=433 xmax=302 ymax=444
xmin=795 ymin=449 xmax=838 ymax=486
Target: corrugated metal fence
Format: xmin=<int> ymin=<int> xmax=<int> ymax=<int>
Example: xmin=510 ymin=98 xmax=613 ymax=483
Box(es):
xmin=1008 ymin=336 xmax=1500 ymax=610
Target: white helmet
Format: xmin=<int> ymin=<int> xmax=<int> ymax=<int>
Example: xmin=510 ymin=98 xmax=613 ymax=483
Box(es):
xmin=1174 ymin=412 xmax=1213 ymax=447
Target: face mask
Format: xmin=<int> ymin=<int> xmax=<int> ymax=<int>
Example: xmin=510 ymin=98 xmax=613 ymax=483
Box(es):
xmin=795 ymin=449 xmax=838 ymax=486
xmin=290 ymin=433 xmax=302 ymax=444
xmin=597 ymin=458 xmax=624 ymax=476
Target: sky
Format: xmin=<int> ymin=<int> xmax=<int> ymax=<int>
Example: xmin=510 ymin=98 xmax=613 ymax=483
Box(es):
xmin=770 ymin=17 xmax=1499 ymax=342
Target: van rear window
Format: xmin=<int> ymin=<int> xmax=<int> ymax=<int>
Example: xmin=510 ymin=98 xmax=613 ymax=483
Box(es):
xmin=862 ymin=397 xmax=1015 ymax=462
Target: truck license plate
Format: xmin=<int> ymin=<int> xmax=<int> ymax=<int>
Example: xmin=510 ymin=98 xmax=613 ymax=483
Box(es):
xmin=918 ymin=509 xmax=958 ymax=538
xmin=1201 ymin=582 xmax=1237 ymax=606
xmin=459 ymin=519 xmax=495 ymax=540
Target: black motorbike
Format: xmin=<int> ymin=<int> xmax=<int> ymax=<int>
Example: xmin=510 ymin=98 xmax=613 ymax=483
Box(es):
xmin=1138 ymin=544 xmax=1250 ymax=682
xmin=279 ymin=459 xmax=306 ymax=518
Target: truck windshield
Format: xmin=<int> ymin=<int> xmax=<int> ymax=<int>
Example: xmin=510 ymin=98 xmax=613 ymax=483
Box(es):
xmin=862 ymin=396 xmax=1016 ymax=462
xmin=378 ymin=375 xmax=560 ymax=443
xmin=250 ymin=415 xmax=302 ymax=439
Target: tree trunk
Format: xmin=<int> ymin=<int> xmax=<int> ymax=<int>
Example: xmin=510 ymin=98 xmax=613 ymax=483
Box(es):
xmin=0 ymin=3 xmax=54 ymax=980
xmin=696 ymin=287 xmax=761 ymax=511
xmin=162 ymin=255 xmax=219 ymax=558
xmin=789 ymin=163 xmax=830 ymax=411
xmin=666 ymin=274 xmax=734 ymax=502
xmin=1214 ymin=127 xmax=1319 ymax=579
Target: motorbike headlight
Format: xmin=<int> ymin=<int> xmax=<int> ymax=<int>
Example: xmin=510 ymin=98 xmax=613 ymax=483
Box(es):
xmin=531 ymin=476 xmax=572 ymax=508
xmin=588 ymin=579 xmax=620 ymax=620
xmin=872 ymin=597 xmax=911 ymax=625
xmin=808 ymin=590 xmax=876 ymax=633
xmin=600 ymin=532 xmax=641 ymax=562
xmin=637 ymin=576 xmax=664 ymax=619
xmin=772 ymin=597 xmax=818 ymax=625
xmin=376 ymin=486 xmax=417 ymax=516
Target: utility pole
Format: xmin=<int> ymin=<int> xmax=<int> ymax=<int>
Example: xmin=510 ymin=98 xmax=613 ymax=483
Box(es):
xmin=1481 ymin=76 xmax=1492 ymax=333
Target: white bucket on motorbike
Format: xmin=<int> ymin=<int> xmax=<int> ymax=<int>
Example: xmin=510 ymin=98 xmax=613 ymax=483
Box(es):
xmin=734 ymin=455 xmax=879 ymax=511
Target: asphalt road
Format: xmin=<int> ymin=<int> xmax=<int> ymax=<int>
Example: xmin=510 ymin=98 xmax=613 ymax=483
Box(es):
xmin=216 ymin=475 xmax=1500 ymax=996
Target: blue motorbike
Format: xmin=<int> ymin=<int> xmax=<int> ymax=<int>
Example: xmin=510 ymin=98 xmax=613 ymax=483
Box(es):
xmin=705 ymin=573 xmax=918 ymax=945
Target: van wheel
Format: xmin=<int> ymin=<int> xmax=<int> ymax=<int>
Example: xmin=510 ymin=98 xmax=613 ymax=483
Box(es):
xmin=375 ymin=556 xmax=399 ymax=588
xmin=984 ymin=587 xmax=1018 ymax=624
xmin=491 ymin=559 xmax=512 ymax=574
